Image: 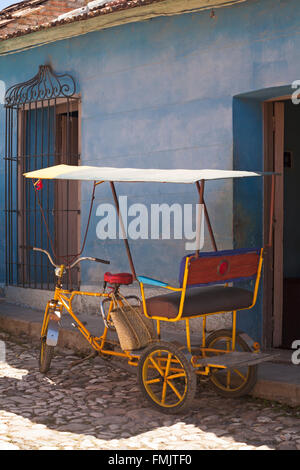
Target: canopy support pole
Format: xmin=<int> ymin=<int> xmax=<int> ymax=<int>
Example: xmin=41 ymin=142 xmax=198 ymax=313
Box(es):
xmin=196 ymin=180 xmax=218 ymax=253
xmin=110 ymin=182 xmax=137 ymax=280
xmin=195 ymin=179 xmax=204 ymax=257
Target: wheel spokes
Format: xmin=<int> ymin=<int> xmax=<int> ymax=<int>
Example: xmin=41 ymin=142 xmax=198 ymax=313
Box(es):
xmin=166 ymin=372 xmax=186 ymax=380
xmin=226 ymin=369 xmax=231 ymax=389
xmin=166 ymin=379 xmax=183 ymax=401
xmin=233 ymin=368 xmax=247 ymax=381
xmin=209 ymin=336 xmax=250 ymax=392
xmin=145 ymin=377 xmax=161 ymax=385
xmin=149 ymin=356 xmax=165 ymax=377
xmin=144 ymin=350 xmax=187 ymax=408
xmin=161 ymin=353 xmax=172 ymax=404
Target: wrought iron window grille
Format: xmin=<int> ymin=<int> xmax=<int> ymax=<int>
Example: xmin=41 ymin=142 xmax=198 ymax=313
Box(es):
xmin=4 ymin=65 xmax=80 ymax=290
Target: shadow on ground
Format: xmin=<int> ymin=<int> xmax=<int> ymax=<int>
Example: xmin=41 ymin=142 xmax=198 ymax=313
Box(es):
xmin=0 ymin=330 xmax=298 ymax=450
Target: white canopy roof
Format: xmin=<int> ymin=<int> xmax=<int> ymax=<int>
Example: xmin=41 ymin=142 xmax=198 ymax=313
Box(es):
xmin=24 ymin=164 xmax=268 ymax=184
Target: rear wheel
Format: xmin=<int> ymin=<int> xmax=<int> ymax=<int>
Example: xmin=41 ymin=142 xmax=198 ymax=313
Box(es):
xmin=205 ymin=329 xmax=257 ymax=397
xmin=138 ymin=341 xmax=196 ymax=414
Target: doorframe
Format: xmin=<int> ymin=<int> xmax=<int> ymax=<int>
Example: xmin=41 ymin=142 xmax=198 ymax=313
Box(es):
xmin=55 ymin=100 xmax=81 ymax=287
xmin=263 ymin=98 xmax=286 ymax=348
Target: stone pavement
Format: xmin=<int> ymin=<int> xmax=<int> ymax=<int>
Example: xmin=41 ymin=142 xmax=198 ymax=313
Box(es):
xmin=1 ymin=300 xmax=300 ymax=408
xmin=0 ymin=330 xmax=299 ymax=451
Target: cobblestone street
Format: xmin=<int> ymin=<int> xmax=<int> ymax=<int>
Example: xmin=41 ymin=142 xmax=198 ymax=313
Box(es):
xmin=0 ymin=330 xmax=299 ymax=451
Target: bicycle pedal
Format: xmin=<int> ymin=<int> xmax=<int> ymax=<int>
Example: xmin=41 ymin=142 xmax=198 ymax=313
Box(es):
xmin=69 ymin=351 xmax=97 ymax=368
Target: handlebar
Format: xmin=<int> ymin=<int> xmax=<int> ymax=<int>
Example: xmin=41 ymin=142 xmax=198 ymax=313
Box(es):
xmin=69 ymin=256 xmax=110 ymax=269
xmin=32 ymin=247 xmax=56 ymax=267
xmin=31 ymin=247 xmax=110 ymax=269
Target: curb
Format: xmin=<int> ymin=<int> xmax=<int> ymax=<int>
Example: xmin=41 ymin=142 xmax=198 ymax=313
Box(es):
xmin=0 ymin=314 xmax=92 ymax=353
xmin=252 ymin=379 xmax=300 ymax=407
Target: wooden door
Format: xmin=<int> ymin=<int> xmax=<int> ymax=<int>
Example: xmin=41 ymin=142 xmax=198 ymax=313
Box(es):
xmin=263 ymin=101 xmax=284 ymax=348
xmin=55 ymin=111 xmax=80 ymax=288
xmin=273 ymin=102 xmax=285 ymax=347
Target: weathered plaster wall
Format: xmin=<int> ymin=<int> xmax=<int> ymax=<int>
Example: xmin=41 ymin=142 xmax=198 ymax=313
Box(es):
xmin=1 ymin=0 xmax=300 ymax=340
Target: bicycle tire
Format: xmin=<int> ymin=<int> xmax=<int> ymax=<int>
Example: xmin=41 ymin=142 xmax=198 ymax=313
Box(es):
xmin=138 ymin=341 xmax=197 ymax=414
xmin=205 ymin=329 xmax=258 ymax=398
xmin=39 ymin=337 xmax=54 ymax=374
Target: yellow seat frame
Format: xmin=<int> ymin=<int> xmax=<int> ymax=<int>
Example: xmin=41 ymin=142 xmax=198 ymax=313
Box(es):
xmin=138 ymin=248 xmax=264 ymax=356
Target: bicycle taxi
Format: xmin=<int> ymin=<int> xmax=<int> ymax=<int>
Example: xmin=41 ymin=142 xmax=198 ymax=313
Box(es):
xmin=24 ymin=165 xmax=277 ymax=413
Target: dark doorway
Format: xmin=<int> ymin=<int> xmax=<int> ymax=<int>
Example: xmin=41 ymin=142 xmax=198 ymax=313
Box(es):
xmin=264 ymin=99 xmax=300 ymax=348
xmin=282 ymin=100 xmax=300 ymax=348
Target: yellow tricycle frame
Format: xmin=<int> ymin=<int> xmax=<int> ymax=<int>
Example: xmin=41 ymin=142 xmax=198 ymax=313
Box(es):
xmin=24 ymin=165 xmax=277 ymax=412
xmin=40 ymin=276 xmax=140 ymax=365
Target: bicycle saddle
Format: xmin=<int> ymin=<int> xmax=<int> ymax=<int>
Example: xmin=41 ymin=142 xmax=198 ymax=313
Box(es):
xmin=104 ymin=272 xmax=133 ymax=285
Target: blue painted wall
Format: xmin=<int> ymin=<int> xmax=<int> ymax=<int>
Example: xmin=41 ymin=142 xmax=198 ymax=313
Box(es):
xmin=1 ymin=0 xmax=300 ymax=340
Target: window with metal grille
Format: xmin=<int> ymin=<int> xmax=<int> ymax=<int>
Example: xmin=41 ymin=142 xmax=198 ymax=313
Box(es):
xmin=4 ymin=65 xmax=80 ymax=290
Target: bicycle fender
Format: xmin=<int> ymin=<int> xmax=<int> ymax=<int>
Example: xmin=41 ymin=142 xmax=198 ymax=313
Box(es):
xmin=46 ymin=320 xmax=59 ymax=347
xmin=239 ymin=332 xmax=260 ymax=351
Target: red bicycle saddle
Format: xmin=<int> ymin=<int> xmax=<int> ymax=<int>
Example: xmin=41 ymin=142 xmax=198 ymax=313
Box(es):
xmin=104 ymin=272 xmax=133 ymax=285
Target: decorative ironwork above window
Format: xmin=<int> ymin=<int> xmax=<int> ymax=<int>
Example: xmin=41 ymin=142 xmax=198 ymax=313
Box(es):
xmin=5 ymin=64 xmax=76 ymax=107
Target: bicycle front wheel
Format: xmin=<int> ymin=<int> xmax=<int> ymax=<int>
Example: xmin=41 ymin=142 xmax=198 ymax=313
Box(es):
xmin=39 ymin=338 xmax=54 ymax=374
xmin=39 ymin=304 xmax=55 ymax=374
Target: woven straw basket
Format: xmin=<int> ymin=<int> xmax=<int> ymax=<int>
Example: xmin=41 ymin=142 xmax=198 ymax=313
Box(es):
xmin=110 ymin=304 xmax=157 ymax=351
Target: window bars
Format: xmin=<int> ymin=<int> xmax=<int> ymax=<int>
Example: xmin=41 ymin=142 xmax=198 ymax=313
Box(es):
xmin=4 ymin=65 xmax=80 ymax=290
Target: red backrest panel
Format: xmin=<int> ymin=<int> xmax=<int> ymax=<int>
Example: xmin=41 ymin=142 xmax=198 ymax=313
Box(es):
xmin=179 ymin=249 xmax=261 ymax=287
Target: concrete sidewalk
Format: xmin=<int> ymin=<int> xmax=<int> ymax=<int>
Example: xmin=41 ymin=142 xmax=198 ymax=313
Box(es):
xmin=0 ymin=300 xmax=299 ymax=407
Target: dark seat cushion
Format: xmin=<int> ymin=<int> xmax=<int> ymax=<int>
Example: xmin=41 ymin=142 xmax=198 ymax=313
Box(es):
xmin=145 ymin=286 xmax=253 ymax=319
